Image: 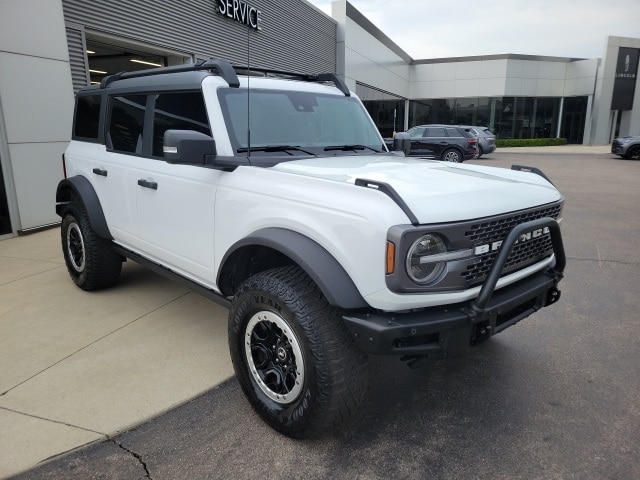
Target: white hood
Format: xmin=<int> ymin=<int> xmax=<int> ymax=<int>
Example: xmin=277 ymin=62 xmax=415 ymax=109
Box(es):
xmin=271 ymin=155 xmax=562 ymax=224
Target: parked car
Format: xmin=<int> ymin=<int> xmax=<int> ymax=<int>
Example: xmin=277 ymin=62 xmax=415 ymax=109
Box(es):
xmin=386 ymin=124 xmax=478 ymax=162
xmin=611 ymin=133 xmax=640 ymax=159
xmin=462 ymin=126 xmax=496 ymax=158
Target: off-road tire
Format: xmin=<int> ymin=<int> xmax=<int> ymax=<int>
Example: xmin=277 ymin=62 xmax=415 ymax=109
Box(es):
xmin=60 ymin=200 xmax=122 ymax=291
xmin=228 ymin=266 xmax=368 ymax=438
xmin=442 ymin=148 xmax=462 ymax=162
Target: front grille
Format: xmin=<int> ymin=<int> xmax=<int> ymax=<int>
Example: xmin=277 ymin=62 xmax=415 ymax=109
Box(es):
xmin=461 ymin=203 xmax=562 ymax=285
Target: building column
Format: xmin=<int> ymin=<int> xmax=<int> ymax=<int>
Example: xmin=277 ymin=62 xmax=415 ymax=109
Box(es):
xmin=556 ymin=97 xmax=565 ymax=138
xmin=609 ymin=110 xmax=619 ymax=142
xmin=0 ymin=0 xmax=74 ymax=233
xmin=582 ymin=94 xmax=594 ymax=145
xmin=404 ymin=99 xmax=410 ymax=131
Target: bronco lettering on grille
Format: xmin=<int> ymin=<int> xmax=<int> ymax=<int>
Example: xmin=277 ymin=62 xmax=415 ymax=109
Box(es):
xmin=473 ymin=226 xmax=550 ymax=255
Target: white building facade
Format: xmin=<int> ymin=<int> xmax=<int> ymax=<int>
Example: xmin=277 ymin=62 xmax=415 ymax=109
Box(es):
xmin=1 ymin=0 xmax=639 ymax=237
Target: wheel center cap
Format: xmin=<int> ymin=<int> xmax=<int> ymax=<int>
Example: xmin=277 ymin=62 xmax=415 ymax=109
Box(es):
xmin=276 ymin=346 xmax=287 ymax=361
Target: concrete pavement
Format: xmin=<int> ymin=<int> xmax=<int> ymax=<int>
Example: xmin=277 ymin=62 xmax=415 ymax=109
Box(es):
xmin=0 ymin=230 xmax=233 ymax=478
xmin=0 ymin=144 xmax=617 ymax=478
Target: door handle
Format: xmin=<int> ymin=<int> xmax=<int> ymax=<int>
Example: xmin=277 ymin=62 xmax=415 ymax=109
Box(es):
xmin=137 ymin=179 xmax=158 ymax=190
xmin=92 ymin=168 xmax=108 ymax=177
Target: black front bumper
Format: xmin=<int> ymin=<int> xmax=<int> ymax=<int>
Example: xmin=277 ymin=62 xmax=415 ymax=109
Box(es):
xmin=343 ymin=218 xmax=565 ymax=356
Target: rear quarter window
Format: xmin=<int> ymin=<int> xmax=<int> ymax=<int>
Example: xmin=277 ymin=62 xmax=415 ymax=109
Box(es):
xmin=73 ymin=94 xmax=102 ymax=141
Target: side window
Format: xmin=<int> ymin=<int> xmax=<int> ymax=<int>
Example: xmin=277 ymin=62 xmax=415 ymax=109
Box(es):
xmin=73 ymin=94 xmax=102 ymax=140
xmin=408 ymin=127 xmax=425 ymax=139
xmin=426 ymin=127 xmax=446 ymax=137
xmin=108 ymin=95 xmax=147 ymax=154
xmin=152 ymin=92 xmax=211 ymax=157
xmin=445 ymin=127 xmax=462 ymax=137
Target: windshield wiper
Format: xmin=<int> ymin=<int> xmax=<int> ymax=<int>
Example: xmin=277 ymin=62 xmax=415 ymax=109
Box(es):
xmin=237 ymin=145 xmax=317 ymax=156
xmin=323 ymin=144 xmax=382 ymax=153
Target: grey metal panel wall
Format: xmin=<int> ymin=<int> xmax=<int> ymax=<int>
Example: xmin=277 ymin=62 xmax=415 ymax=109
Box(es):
xmin=65 ymin=24 xmax=89 ymax=92
xmin=61 ymin=0 xmax=336 ymax=76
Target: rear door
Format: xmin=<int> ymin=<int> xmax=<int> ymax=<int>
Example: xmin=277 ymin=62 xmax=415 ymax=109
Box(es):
xmin=100 ymin=94 xmax=149 ymax=247
xmin=424 ymin=126 xmax=448 ymax=158
xmin=134 ymin=91 xmax=220 ymax=285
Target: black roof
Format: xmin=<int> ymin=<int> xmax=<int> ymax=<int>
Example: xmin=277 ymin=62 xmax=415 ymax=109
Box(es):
xmin=78 ymin=58 xmax=350 ymax=97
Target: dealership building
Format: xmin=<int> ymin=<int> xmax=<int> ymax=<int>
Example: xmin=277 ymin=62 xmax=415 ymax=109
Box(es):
xmin=1 ymin=0 xmax=639 ymax=238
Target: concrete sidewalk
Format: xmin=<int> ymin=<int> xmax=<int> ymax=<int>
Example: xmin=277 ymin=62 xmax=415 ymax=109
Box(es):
xmin=490 ymin=144 xmax=612 ymax=155
xmin=0 ymin=229 xmax=233 ymax=479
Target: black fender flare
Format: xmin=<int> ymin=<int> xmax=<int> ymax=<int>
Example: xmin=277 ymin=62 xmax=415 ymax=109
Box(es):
xmin=55 ymin=176 xmax=112 ymax=239
xmin=219 ymin=228 xmax=368 ymax=309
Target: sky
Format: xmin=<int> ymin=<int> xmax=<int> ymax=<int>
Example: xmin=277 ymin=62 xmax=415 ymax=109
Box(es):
xmin=306 ymin=0 xmax=640 ymax=60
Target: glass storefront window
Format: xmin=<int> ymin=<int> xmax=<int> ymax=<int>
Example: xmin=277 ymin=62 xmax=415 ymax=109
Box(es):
xmin=407 ymin=96 xmax=579 ymax=141
xmin=356 ymin=84 xmax=405 ymax=138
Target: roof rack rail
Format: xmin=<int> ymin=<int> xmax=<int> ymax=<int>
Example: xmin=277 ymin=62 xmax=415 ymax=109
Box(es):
xmin=231 ymin=65 xmax=351 ymax=96
xmin=100 ymin=58 xmax=240 ymax=89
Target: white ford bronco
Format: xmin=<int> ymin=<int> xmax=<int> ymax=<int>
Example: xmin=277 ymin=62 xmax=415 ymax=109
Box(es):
xmin=56 ymin=59 xmax=565 ymax=437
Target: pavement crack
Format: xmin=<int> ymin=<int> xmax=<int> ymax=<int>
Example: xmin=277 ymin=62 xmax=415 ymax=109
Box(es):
xmin=0 ymin=406 xmax=106 ymax=436
xmin=566 ymin=256 xmax=639 ymax=267
xmin=112 ymin=439 xmax=152 ymax=479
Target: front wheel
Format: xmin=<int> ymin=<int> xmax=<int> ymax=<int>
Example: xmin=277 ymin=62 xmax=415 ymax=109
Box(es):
xmin=442 ymin=148 xmax=462 ymax=162
xmin=228 ymin=266 xmax=368 ymax=438
xmin=625 ymin=146 xmax=640 ymax=160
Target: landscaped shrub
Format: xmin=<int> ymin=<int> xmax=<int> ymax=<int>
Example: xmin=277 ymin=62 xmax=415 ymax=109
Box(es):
xmin=496 ymin=138 xmax=568 ymax=148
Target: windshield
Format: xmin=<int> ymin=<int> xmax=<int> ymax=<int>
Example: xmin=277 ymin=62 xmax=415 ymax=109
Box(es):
xmin=218 ymin=88 xmax=385 ymax=155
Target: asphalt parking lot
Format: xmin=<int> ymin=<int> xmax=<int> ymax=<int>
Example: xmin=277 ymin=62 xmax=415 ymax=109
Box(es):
xmin=5 ymin=147 xmax=640 ymax=480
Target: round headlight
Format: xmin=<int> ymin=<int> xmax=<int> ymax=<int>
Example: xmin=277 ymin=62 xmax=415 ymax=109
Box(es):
xmin=406 ymin=233 xmax=447 ymax=284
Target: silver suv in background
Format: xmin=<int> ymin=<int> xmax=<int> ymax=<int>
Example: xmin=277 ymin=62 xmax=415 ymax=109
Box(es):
xmin=463 ymin=126 xmax=496 ymax=158
xmin=611 ymin=133 xmax=640 ymax=159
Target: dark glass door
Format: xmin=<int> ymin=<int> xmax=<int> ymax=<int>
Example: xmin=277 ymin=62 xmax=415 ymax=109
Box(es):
xmin=0 ymin=153 xmax=12 ymax=235
xmin=562 ymin=97 xmax=588 ymax=144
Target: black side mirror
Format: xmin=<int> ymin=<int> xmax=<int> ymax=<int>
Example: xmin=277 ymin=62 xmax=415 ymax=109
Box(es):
xmin=163 ymin=130 xmax=216 ymax=165
xmin=392 ymin=132 xmax=411 ymax=156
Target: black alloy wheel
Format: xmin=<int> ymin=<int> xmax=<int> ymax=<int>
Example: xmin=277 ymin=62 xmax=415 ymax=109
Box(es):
xmin=228 ymin=266 xmax=368 ymax=438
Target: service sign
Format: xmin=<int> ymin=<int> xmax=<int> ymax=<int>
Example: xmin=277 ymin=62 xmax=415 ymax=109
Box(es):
xmin=217 ymin=0 xmax=262 ymax=30
xmin=611 ymin=47 xmax=639 ymax=111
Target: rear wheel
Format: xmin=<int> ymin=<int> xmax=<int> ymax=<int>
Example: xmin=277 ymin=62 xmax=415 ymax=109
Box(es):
xmin=61 ymin=200 xmax=121 ymax=290
xmin=477 ymin=145 xmax=484 ymax=158
xmin=228 ymin=266 xmax=368 ymax=438
xmin=442 ymin=149 xmax=462 ymax=162
xmin=626 ymin=146 xmax=640 ymax=160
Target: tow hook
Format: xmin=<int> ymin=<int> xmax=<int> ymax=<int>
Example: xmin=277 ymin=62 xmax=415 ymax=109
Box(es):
xmin=546 ymin=287 xmax=561 ymax=305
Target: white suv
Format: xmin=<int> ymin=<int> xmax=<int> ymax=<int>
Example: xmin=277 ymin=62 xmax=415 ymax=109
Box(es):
xmin=56 ymin=59 xmax=566 ymax=437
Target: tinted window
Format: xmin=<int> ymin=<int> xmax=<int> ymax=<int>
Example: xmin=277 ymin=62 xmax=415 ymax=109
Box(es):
xmin=74 ymin=95 xmax=102 ymax=140
xmin=425 ymin=127 xmax=446 ymax=137
xmin=445 ymin=127 xmax=462 ymax=137
xmin=152 ymin=92 xmax=210 ymax=157
xmin=408 ymin=127 xmax=426 ymax=138
xmin=108 ymin=95 xmax=147 ymax=154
